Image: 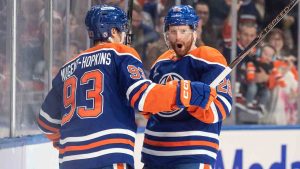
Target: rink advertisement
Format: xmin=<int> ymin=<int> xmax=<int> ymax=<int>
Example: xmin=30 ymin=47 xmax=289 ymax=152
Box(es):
xmin=214 ymin=128 xmax=300 ymax=169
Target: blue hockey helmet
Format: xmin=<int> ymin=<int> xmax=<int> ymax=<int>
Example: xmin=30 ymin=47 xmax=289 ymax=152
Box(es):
xmin=164 ymin=5 xmax=199 ymax=32
xmin=85 ymin=5 xmax=128 ymax=41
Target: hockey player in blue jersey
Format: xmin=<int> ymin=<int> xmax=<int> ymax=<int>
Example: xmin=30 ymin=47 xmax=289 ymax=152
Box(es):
xmin=141 ymin=5 xmax=233 ymax=169
xmin=37 ymin=4 xmax=217 ymax=169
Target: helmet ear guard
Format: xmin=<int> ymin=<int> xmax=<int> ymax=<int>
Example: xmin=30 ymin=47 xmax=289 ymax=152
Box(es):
xmin=85 ymin=5 xmax=128 ymax=42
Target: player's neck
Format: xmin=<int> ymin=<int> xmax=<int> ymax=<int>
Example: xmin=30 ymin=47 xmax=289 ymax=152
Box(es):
xmin=174 ymin=45 xmax=197 ymax=59
xmin=94 ymin=41 xmax=109 ymax=46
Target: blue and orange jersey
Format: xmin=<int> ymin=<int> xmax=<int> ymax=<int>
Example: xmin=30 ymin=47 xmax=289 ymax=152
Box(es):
xmin=142 ymin=46 xmax=233 ymax=167
xmin=37 ymin=43 xmax=182 ymax=169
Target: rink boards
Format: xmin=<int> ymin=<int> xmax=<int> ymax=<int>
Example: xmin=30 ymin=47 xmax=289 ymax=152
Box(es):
xmin=0 ymin=126 xmax=299 ymax=169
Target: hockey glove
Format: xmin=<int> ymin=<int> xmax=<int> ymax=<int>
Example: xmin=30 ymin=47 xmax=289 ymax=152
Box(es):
xmin=176 ymin=80 xmax=217 ymax=110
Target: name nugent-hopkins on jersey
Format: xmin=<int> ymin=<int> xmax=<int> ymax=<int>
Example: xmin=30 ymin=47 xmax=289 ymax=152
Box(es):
xmin=61 ymin=52 xmax=111 ymax=81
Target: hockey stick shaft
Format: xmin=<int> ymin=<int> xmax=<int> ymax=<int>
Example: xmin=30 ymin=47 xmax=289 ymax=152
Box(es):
xmin=210 ymin=0 xmax=299 ymax=88
xmin=125 ymin=0 xmax=134 ymax=45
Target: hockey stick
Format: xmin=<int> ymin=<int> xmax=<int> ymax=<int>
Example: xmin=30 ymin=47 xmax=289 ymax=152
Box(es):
xmin=210 ymin=0 xmax=299 ymax=88
xmin=125 ymin=0 xmax=134 ymax=45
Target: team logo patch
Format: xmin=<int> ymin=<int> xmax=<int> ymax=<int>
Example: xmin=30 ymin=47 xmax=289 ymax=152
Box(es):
xmin=102 ymin=32 xmax=108 ymax=38
xmin=158 ymin=73 xmax=184 ymax=117
xmin=172 ymin=6 xmax=182 ymax=12
xmin=159 ymin=73 xmax=183 ymax=84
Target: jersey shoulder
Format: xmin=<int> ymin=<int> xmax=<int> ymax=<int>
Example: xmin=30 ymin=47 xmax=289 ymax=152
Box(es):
xmin=112 ymin=43 xmax=142 ymax=62
xmin=189 ymin=46 xmax=228 ymax=66
xmin=151 ymin=50 xmax=173 ymax=69
xmin=64 ymin=43 xmax=142 ymax=66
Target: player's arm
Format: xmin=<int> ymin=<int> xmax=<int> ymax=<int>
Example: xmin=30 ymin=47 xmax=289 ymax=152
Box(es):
xmin=37 ymin=84 xmax=62 ymax=149
xmin=119 ymin=48 xmax=215 ymax=114
xmin=187 ymin=75 xmax=232 ymax=124
xmin=186 ymin=46 xmax=233 ymax=124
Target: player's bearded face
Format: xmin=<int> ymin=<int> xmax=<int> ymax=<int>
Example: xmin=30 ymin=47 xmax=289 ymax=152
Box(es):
xmin=167 ymin=25 xmax=194 ymax=57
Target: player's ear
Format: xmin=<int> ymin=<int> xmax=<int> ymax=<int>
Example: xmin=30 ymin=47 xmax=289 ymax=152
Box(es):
xmin=111 ymin=28 xmax=119 ymax=37
xmin=109 ymin=28 xmax=118 ymax=42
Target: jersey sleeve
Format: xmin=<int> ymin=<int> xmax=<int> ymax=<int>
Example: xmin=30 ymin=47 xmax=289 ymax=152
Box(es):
xmin=117 ymin=46 xmax=179 ymax=113
xmin=37 ymin=80 xmax=62 ymax=148
xmin=187 ymin=46 xmax=233 ymax=124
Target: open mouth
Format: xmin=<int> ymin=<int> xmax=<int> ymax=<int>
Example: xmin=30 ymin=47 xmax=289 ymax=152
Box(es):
xmin=176 ymin=43 xmax=183 ymax=49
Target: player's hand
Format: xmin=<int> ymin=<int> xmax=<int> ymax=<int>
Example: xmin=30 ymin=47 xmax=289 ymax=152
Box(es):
xmin=176 ymin=80 xmax=217 ymax=110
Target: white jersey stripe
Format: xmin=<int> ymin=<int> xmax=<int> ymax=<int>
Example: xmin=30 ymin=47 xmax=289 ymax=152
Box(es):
xmin=126 ymin=80 xmax=151 ymax=100
xmin=60 ymin=129 xmax=136 ymax=145
xmin=138 ymin=83 xmax=156 ymax=111
xmin=211 ymin=102 xmax=219 ymax=123
xmin=151 ymin=58 xmax=171 ymax=69
xmin=59 ymin=148 xmax=134 ymax=163
xmin=145 ymin=129 xmax=219 ymax=140
xmin=37 ymin=126 xmax=54 ymax=135
xmin=40 ymin=109 xmax=61 ymax=124
xmin=217 ymin=94 xmax=232 ymax=112
xmin=199 ymin=163 xmax=204 ymax=169
xmin=142 ymin=147 xmax=217 ymax=159
xmin=186 ymin=54 xmax=226 ymax=68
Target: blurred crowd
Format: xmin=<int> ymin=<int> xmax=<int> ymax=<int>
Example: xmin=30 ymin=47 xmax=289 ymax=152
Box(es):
xmin=0 ymin=0 xmax=299 ymax=137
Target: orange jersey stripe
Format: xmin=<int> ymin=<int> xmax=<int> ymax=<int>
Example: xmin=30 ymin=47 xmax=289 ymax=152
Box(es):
xmin=130 ymin=83 xmax=149 ymax=107
xmin=214 ymin=99 xmax=227 ymax=120
xmin=204 ymin=164 xmax=211 ymax=169
xmin=46 ymin=132 xmax=61 ymax=141
xmin=144 ymin=138 xmax=219 ymax=150
xmin=117 ymin=163 xmax=125 ymax=169
xmin=59 ymin=138 xmax=134 ymax=154
xmin=189 ymin=46 xmax=227 ymax=66
xmin=37 ymin=118 xmax=59 ymax=133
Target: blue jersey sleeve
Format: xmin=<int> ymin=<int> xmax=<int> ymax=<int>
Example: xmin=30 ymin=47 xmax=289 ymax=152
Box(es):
xmin=37 ymin=78 xmax=62 ymax=148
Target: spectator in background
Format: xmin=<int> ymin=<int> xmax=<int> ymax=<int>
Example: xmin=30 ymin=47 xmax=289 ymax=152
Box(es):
xmin=64 ymin=13 xmax=86 ymax=52
xmin=194 ymin=1 xmax=220 ymax=49
xmin=266 ymin=28 xmax=298 ymax=84
xmin=39 ymin=10 xmax=65 ymax=75
xmin=0 ymin=2 xmax=7 ymax=35
xmin=263 ymin=28 xmax=299 ymax=125
xmin=131 ymin=3 xmax=159 ymax=59
xmin=144 ymin=13 xmax=168 ymax=76
xmin=19 ymin=0 xmax=44 ymax=81
xmin=263 ymin=57 xmax=298 ymax=125
xmin=141 ymin=0 xmax=157 ymax=28
xmin=238 ymin=0 xmax=266 ymax=30
xmin=245 ymin=44 xmax=275 ymax=109
xmin=266 ymin=28 xmax=290 ymax=60
xmin=17 ymin=0 xmax=45 ymax=129
xmin=207 ymin=0 xmax=231 ymax=26
xmin=265 ymin=0 xmax=298 ymax=52
xmin=0 ymin=51 xmax=10 ymax=130
xmin=223 ymin=22 xmax=257 ymax=95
